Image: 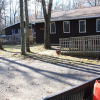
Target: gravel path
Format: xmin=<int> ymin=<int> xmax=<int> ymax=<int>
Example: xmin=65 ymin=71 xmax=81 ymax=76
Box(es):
xmin=0 ymin=55 xmax=100 ymax=100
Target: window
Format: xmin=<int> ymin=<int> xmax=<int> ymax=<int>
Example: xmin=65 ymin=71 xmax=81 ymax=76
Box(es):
xmin=12 ymin=29 xmax=15 ymax=35
xmin=63 ymin=21 xmax=70 ymax=33
xmin=18 ymin=29 xmax=20 ymax=34
xmin=79 ymin=20 xmax=86 ymax=33
xmin=50 ymin=22 xmax=56 ymax=34
xmin=96 ymin=19 xmax=100 ymax=32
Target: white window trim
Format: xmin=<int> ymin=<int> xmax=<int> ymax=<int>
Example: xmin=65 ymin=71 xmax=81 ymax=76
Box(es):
xmin=63 ymin=21 xmax=70 ymax=33
xmin=12 ymin=29 xmax=15 ymax=35
xmin=79 ymin=20 xmax=86 ymax=33
xmin=96 ymin=19 xmax=100 ymax=32
xmin=50 ymin=22 xmax=56 ymax=34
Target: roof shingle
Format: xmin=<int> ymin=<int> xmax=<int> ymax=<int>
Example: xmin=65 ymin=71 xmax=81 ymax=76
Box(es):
xmin=33 ymin=6 xmax=100 ymax=23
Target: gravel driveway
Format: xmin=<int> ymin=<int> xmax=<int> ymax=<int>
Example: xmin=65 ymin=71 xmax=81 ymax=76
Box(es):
xmin=0 ymin=55 xmax=100 ymax=100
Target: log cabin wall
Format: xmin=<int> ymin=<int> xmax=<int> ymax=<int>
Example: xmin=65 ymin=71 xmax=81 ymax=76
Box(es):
xmin=5 ymin=23 xmax=20 ymax=35
xmin=36 ymin=18 xmax=100 ymax=44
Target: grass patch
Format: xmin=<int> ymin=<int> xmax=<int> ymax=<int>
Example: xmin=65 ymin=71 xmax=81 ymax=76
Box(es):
xmin=0 ymin=44 xmax=100 ymax=65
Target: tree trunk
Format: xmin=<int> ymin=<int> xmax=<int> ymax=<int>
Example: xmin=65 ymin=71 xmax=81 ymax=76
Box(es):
xmin=42 ymin=0 xmax=53 ymax=49
xmin=10 ymin=0 xmax=12 ymax=25
xmin=95 ymin=0 xmax=96 ymax=6
xmin=24 ymin=0 xmax=30 ymax=52
xmin=14 ymin=14 xmax=15 ymax=23
xmin=44 ymin=19 xmax=51 ymax=49
xmin=19 ymin=0 xmax=25 ymax=55
xmin=0 ymin=41 xmax=3 ymax=50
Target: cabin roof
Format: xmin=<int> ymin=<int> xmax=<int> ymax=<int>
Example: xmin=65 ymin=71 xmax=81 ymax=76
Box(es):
xmin=33 ymin=6 xmax=100 ymax=23
xmin=4 ymin=22 xmax=35 ymax=29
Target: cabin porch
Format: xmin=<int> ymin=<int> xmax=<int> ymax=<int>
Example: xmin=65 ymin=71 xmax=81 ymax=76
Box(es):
xmin=59 ymin=35 xmax=100 ymax=57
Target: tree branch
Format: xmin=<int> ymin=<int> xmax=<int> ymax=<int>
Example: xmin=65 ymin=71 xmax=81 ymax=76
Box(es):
xmin=48 ymin=0 xmax=53 ymax=21
xmin=41 ymin=0 xmax=47 ymax=21
xmin=0 ymin=0 xmax=5 ymax=14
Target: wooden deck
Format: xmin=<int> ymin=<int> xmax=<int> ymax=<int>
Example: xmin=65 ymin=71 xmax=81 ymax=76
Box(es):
xmin=0 ymin=34 xmax=21 ymax=44
xmin=0 ymin=32 xmax=35 ymax=44
xmin=59 ymin=35 xmax=100 ymax=57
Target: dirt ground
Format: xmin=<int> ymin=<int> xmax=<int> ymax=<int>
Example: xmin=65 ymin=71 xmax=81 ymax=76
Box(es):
xmin=0 ymin=54 xmax=100 ymax=100
xmin=0 ymin=44 xmax=100 ymax=100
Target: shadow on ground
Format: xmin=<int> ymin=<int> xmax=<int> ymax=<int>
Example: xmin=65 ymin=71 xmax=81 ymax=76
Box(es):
xmin=2 ymin=45 xmax=100 ymax=76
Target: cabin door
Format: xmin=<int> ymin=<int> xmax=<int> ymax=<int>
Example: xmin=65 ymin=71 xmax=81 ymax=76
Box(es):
xmin=12 ymin=29 xmax=15 ymax=35
xmin=33 ymin=29 xmax=36 ymax=41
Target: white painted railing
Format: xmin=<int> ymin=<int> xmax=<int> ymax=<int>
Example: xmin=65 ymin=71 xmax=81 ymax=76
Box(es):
xmin=59 ymin=35 xmax=100 ymax=56
xmin=0 ymin=34 xmax=21 ymax=44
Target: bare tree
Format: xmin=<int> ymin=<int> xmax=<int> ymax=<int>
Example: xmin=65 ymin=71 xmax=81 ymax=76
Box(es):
xmin=0 ymin=0 xmax=5 ymax=13
xmin=9 ymin=0 xmax=12 ymax=25
xmin=41 ymin=0 xmax=53 ymax=49
xmin=24 ymin=0 xmax=30 ymax=52
xmin=19 ymin=0 xmax=25 ymax=55
xmin=12 ymin=0 xmax=19 ymax=23
xmin=0 ymin=0 xmax=5 ymax=50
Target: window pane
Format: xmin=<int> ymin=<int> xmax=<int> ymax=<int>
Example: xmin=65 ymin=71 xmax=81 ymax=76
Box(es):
xmin=12 ymin=29 xmax=15 ymax=35
xmin=51 ymin=23 xmax=55 ymax=33
xmin=64 ymin=22 xmax=69 ymax=32
xmin=18 ymin=29 xmax=20 ymax=34
xmin=80 ymin=21 xmax=85 ymax=32
xmin=97 ymin=19 xmax=100 ymax=31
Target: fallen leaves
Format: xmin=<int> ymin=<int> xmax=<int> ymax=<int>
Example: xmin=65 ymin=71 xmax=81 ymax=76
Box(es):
xmin=16 ymin=87 xmax=19 ymax=89
xmin=47 ymin=91 xmax=52 ymax=94
xmin=0 ymin=80 xmax=4 ymax=84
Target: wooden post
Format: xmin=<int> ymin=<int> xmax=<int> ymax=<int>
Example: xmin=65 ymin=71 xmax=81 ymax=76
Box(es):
xmin=95 ymin=37 xmax=96 ymax=51
xmin=59 ymin=39 xmax=61 ymax=52
xmin=78 ymin=38 xmax=79 ymax=55
xmin=69 ymin=39 xmax=71 ymax=51
xmin=65 ymin=39 xmax=66 ymax=52
xmin=14 ymin=35 xmax=16 ymax=43
xmin=0 ymin=41 xmax=3 ymax=50
xmin=67 ymin=40 xmax=68 ymax=52
xmin=83 ymin=38 xmax=85 ymax=56
xmin=88 ymin=38 xmax=92 ymax=51
xmin=99 ymin=37 xmax=100 ymax=51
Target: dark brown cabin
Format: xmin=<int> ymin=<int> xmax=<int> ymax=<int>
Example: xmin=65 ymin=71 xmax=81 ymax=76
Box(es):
xmin=34 ymin=6 xmax=100 ymax=44
xmin=5 ymin=22 xmax=36 ymax=35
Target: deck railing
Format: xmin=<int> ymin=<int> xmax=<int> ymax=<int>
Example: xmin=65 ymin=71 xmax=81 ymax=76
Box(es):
xmin=59 ymin=35 xmax=100 ymax=57
xmin=0 ymin=34 xmax=21 ymax=44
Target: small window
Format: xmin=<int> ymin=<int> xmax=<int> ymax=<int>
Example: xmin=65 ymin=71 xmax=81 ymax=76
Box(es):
xmin=96 ymin=19 xmax=100 ymax=32
xmin=50 ymin=22 xmax=56 ymax=34
xmin=79 ymin=20 xmax=86 ymax=33
xmin=63 ymin=21 xmax=70 ymax=33
xmin=12 ymin=29 xmax=15 ymax=35
xmin=18 ymin=29 xmax=20 ymax=34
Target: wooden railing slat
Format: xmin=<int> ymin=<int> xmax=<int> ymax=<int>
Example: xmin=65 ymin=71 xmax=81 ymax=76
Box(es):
xmin=59 ymin=35 xmax=100 ymax=57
